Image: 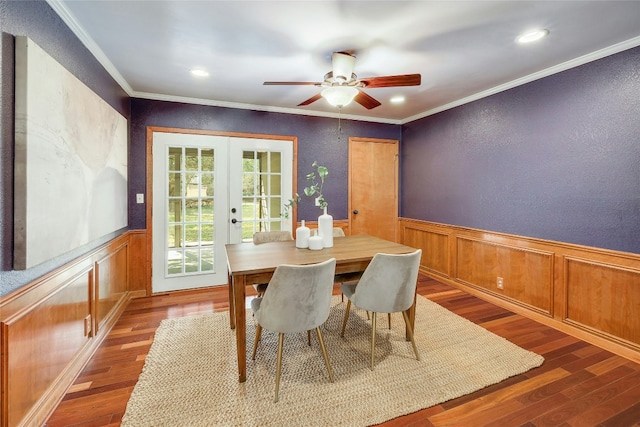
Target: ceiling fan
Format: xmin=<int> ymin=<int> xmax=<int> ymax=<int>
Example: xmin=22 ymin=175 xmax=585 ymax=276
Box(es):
xmin=263 ymin=51 xmax=421 ymax=110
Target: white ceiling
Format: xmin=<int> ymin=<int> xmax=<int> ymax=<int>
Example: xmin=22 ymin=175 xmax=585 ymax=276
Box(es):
xmin=49 ymin=0 xmax=640 ymax=124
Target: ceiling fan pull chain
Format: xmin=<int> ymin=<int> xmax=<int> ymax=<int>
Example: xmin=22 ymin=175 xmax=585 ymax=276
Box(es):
xmin=338 ymin=107 xmax=343 ymax=140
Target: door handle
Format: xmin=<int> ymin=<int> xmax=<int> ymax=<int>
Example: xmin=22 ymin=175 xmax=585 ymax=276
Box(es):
xmin=231 ymin=218 xmax=242 ymax=224
xmin=352 ymin=209 xmax=359 ymax=215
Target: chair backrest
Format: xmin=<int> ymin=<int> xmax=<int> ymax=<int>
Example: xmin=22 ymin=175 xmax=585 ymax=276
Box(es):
xmin=351 ymin=250 xmax=422 ymax=314
xmin=253 ymin=231 xmax=293 ymax=245
xmin=332 ymin=227 xmax=346 ymax=237
xmin=256 ymin=258 xmax=337 ymax=333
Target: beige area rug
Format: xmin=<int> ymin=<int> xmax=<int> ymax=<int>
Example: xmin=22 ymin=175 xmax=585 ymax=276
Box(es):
xmin=122 ymin=295 xmax=544 ymax=426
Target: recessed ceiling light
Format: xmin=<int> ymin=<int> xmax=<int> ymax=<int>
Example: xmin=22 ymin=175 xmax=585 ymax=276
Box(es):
xmin=190 ymin=69 xmax=210 ymax=77
xmin=516 ymin=29 xmax=549 ymax=44
xmin=390 ymin=95 xmax=405 ymax=104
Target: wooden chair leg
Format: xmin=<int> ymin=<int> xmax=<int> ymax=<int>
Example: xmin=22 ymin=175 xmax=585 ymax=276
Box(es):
xmin=370 ymin=312 xmax=377 ymax=370
xmin=340 ymin=299 xmax=352 ymax=337
xmin=252 ymin=324 xmax=262 ymax=360
xmin=307 ymin=330 xmax=311 ymax=346
xmin=388 ymin=313 xmax=391 ymax=329
xmin=274 ymin=333 xmax=284 ymax=402
xmin=315 ymin=327 xmax=335 ymax=382
xmin=402 ymin=311 xmax=420 ymax=361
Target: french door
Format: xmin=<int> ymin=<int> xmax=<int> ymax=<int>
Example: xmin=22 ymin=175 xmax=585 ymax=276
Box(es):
xmin=152 ymin=132 xmax=292 ymax=293
xmin=228 ymin=138 xmax=293 ymax=244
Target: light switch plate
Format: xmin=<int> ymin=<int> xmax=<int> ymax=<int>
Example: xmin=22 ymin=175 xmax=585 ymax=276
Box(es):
xmin=136 ymin=193 xmax=144 ymax=204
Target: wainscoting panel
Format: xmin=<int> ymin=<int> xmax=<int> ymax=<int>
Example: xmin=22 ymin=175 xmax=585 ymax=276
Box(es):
xmin=2 ymin=267 xmax=92 ymax=427
xmin=401 ymin=224 xmax=450 ymax=277
xmin=455 ymin=237 xmax=553 ymax=314
xmin=0 ymin=231 xmax=145 ymax=427
xmin=128 ymin=230 xmax=148 ymax=294
xmin=565 ymin=257 xmax=640 ymax=347
xmin=398 ymin=218 xmax=640 ymax=363
xmin=95 ymin=241 xmax=128 ymax=335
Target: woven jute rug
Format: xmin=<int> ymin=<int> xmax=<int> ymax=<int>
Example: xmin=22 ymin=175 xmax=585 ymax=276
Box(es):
xmin=122 ymin=295 xmax=543 ymax=426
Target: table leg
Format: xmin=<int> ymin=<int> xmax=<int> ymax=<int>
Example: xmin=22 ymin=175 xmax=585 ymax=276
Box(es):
xmin=233 ymin=274 xmax=247 ymax=382
xmin=228 ymin=272 xmax=235 ymax=329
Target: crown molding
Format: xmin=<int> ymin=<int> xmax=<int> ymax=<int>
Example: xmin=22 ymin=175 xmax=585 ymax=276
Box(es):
xmin=132 ymin=91 xmax=402 ymax=124
xmin=401 ymin=35 xmax=640 ymax=124
xmin=46 ymin=0 xmax=134 ymax=94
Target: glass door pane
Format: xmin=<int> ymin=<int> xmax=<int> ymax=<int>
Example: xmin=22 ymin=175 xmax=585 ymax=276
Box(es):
xmin=240 ymin=151 xmax=284 ymax=240
xmin=165 ymin=146 xmax=215 ymax=276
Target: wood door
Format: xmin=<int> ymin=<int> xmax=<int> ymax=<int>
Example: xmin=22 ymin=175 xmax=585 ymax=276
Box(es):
xmin=348 ymin=137 xmax=399 ymax=241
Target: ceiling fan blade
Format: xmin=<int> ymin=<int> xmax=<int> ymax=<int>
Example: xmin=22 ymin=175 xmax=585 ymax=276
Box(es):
xmin=354 ymin=90 xmax=382 ymax=110
xmin=263 ymin=81 xmax=322 ymax=86
xmin=359 ymin=74 xmax=421 ymax=88
xmin=297 ymin=93 xmax=323 ymax=106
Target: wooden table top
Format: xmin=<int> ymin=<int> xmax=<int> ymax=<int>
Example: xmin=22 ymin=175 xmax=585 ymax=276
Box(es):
xmin=225 ymin=234 xmax=416 ymax=275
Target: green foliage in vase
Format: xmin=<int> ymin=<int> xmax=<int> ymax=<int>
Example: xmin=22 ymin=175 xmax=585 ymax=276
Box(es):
xmin=283 ymin=161 xmax=328 ymax=218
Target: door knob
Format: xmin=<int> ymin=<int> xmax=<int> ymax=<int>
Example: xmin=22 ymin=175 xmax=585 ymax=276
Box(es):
xmin=231 ymin=218 xmax=242 ymax=224
xmin=353 ymin=210 xmax=359 ymax=215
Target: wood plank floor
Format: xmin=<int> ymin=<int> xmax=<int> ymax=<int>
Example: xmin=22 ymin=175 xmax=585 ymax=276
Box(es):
xmin=45 ymin=275 xmax=640 ymax=427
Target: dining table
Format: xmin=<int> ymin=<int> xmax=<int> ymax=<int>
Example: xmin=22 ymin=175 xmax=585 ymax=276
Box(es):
xmin=225 ymin=234 xmax=418 ymax=382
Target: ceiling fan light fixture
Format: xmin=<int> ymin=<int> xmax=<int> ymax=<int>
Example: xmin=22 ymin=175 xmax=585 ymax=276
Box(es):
xmin=322 ymin=85 xmax=359 ymax=107
xmin=517 ymin=28 xmax=549 ymax=44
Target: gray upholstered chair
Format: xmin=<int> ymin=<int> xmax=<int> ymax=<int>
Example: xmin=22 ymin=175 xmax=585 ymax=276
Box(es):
xmin=331 ymin=227 xmax=363 ymax=299
xmin=251 ymin=257 xmax=337 ymax=402
xmin=340 ymin=249 xmax=422 ymax=370
xmin=252 ymin=231 xmax=294 ymax=297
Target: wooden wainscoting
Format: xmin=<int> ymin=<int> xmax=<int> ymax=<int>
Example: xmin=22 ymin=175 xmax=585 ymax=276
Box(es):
xmin=127 ymin=230 xmax=149 ymax=295
xmin=398 ymin=218 xmax=640 ymax=364
xmin=564 ymin=256 xmax=640 ymax=347
xmin=455 ymin=236 xmax=554 ymax=315
xmin=0 ymin=230 xmax=147 ymax=427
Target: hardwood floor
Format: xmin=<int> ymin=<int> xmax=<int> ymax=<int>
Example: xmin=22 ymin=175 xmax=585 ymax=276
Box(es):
xmin=45 ymin=275 xmax=640 ymax=427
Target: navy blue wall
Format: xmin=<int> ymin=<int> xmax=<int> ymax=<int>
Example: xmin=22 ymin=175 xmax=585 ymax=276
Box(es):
xmin=129 ymin=99 xmax=400 ymax=226
xmin=0 ymin=0 xmax=130 ymax=295
xmin=402 ymin=47 xmax=640 ymax=254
